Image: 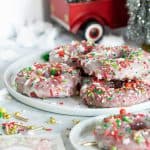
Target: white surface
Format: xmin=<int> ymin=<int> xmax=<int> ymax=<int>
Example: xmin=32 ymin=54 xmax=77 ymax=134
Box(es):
xmin=5 ymin=147 xmax=32 ymax=150
xmin=70 ymin=110 xmax=150 ymax=150
xmin=4 ymin=51 xmax=150 ymax=116
xmin=0 ymin=88 xmax=86 ymax=150
xmin=0 ymin=0 xmax=47 ymax=40
xmin=16 ymin=22 xmax=58 ymax=48
xmin=0 ymin=0 xmax=45 ymax=27
xmin=0 ymin=21 xmax=59 ymax=49
xmin=99 ymin=34 xmax=125 ymax=46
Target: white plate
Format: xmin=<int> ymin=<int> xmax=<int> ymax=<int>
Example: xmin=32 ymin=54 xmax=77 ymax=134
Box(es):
xmin=70 ymin=110 xmax=150 ymax=150
xmin=4 ymin=51 xmax=150 ymax=116
xmin=70 ymin=116 xmax=101 ymax=150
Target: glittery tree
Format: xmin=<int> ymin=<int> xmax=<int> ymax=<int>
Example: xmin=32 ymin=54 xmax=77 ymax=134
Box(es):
xmin=127 ymin=0 xmax=150 ymax=51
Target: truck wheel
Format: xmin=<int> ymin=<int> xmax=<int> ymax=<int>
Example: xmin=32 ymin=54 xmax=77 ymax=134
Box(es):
xmin=84 ymin=22 xmax=104 ymax=42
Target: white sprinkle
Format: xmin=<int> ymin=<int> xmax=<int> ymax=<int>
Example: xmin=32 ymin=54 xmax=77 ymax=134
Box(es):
xmin=123 ymin=138 xmax=130 ymax=145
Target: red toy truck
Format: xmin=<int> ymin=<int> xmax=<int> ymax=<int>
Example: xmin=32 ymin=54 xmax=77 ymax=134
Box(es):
xmin=49 ymin=0 xmax=128 ymax=42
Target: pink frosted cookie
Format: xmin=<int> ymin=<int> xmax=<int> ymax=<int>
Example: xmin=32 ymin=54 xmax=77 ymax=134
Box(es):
xmin=80 ymin=78 xmax=150 ymax=107
xmin=49 ymin=40 xmax=96 ymax=67
xmin=15 ymin=63 xmax=81 ymax=98
xmin=94 ymin=110 xmax=150 ymax=150
xmin=80 ymin=46 xmax=150 ymax=80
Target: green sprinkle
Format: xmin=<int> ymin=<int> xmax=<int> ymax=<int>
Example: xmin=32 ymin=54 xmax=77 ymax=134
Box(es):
xmin=72 ymin=70 xmax=77 ymax=74
xmin=103 ymin=123 xmax=110 ymax=129
xmin=0 ymin=112 xmax=3 ymax=118
xmin=87 ymin=92 xmax=94 ymax=97
xmin=50 ymin=68 xmax=57 ymax=76
xmin=116 ymin=119 xmax=121 ymax=127
xmin=122 ymin=52 xmax=128 ymax=58
xmin=135 ymin=135 xmax=144 ymax=144
xmin=0 ymin=107 xmax=6 ymax=113
xmin=83 ymin=79 xmax=91 ymax=84
xmin=41 ymin=51 xmax=49 ymax=62
xmin=122 ymin=116 xmax=132 ymax=123
xmin=111 ymin=62 xmax=118 ymax=69
xmin=137 ymin=50 xmax=143 ymax=56
xmin=28 ymin=67 xmax=32 ymax=70
xmin=128 ymin=50 xmax=143 ymax=60
xmin=63 ymin=80 xmax=67 ymax=83
xmin=25 ymin=67 xmax=32 ymax=72
xmin=91 ymin=52 xmax=96 ymax=56
xmin=101 ymin=59 xmax=118 ymax=69
xmin=118 ymin=132 xmax=124 ymax=136
xmin=107 ymin=97 xmax=113 ymax=101
xmin=111 ymin=146 xmax=117 ymax=150
xmin=93 ymin=88 xmax=104 ymax=95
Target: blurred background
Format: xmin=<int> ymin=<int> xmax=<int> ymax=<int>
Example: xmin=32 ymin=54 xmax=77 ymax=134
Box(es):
xmin=0 ymin=0 xmax=149 ymax=88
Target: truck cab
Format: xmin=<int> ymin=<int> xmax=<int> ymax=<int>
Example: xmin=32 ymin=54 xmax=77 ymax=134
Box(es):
xmin=50 ymin=0 xmax=128 ymax=42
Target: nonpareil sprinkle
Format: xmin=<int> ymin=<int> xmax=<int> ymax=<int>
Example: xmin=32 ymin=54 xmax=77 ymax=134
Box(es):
xmin=93 ymin=88 xmax=104 ymax=95
xmin=48 ymin=117 xmax=56 ymax=124
xmin=72 ymin=119 xmax=80 ymax=125
xmin=50 ymin=68 xmax=57 ymax=76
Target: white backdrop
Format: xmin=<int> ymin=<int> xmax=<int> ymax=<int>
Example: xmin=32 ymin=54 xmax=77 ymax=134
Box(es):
xmin=0 ymin=0 xmax=46 ymax=26
xmin=0 ymin=0 xmax=50 ymax=39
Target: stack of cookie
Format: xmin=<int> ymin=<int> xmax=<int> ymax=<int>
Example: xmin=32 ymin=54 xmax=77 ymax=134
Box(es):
xmin=15 ymin=41 xmax=95 ymax=98
xmin=16 ymin=41 xmax=150 ymax=108
xmin=79 ymin=45 xmax=150 ymax=107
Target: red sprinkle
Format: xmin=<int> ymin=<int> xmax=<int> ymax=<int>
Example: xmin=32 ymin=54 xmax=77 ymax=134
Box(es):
xmin=104 ymin=129 xmax=110 ymax=136
xmin=59 ymin=102 xmax=64 ymax=105
xmin=2 ymin=122 xmax=15 ymax=127
xmin=30 ymin=92 xmax=38 ymax=98
xmin=44 ymin=128 xmax=52 ymax=131
xmin=119 ymin=61 xmax=128 ymax=68
xmin=49 ymin=89 xmax=53 ymax=97
xmin=125 ymin=82 xmax=133 ymax=88
xmin=120 ymin=109 xmax=126 ymax=115
xmin=58 ymin=50 xmax=65 ymax=57
xmin=34 ymin=63 xmax=47 ymax=69
xmin=104 ymin=117 xmax=111 ymax=122
xmin=18 ymin=129 xmax=25 ymax=132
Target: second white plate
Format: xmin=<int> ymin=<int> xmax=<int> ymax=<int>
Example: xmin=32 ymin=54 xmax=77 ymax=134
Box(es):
xmin=70 ymin=110 xmax=150 ymax=150
xmin=70 ymin=116 xmax=101 ymax=150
